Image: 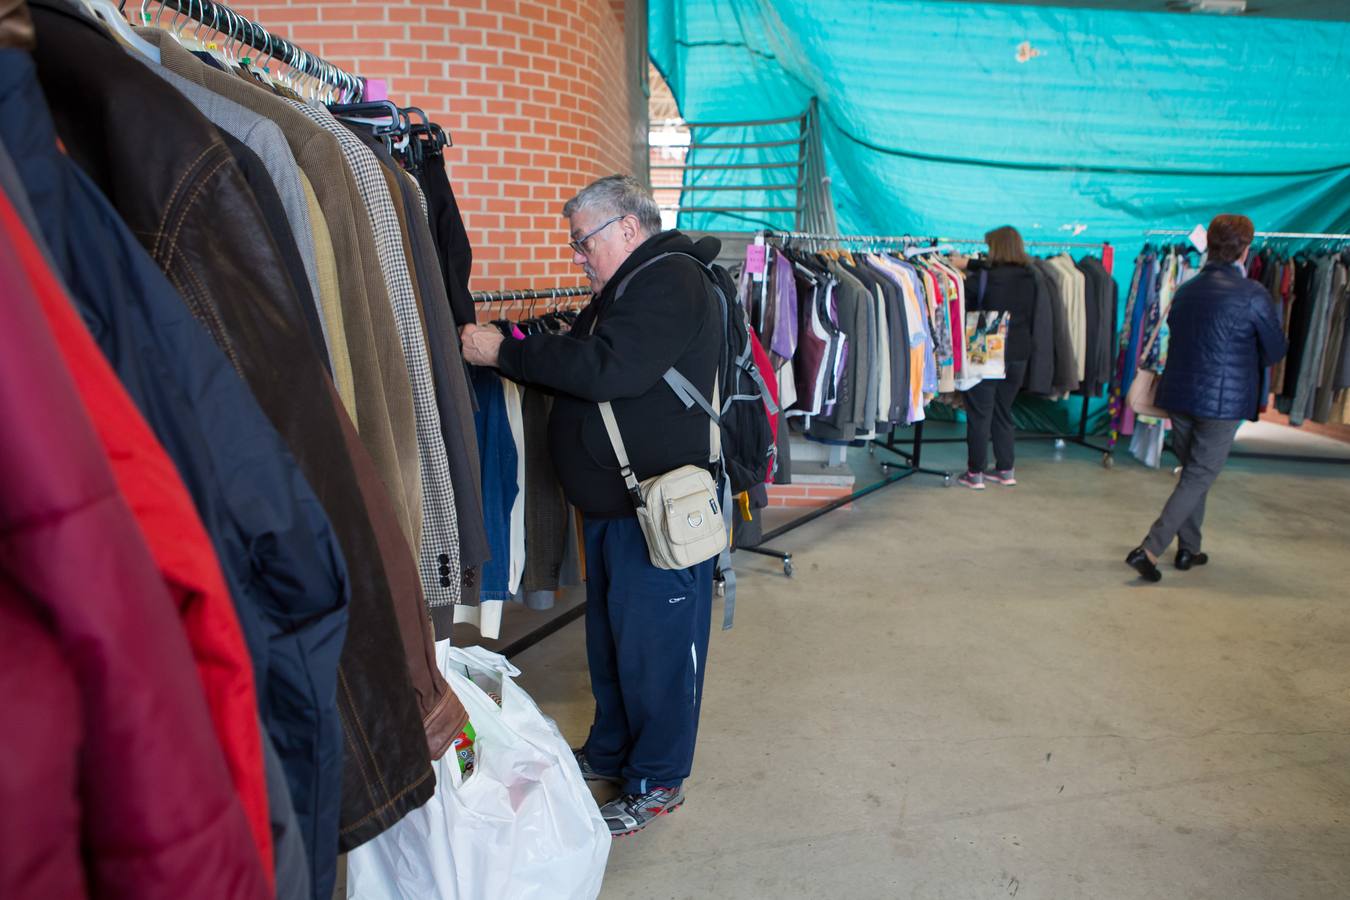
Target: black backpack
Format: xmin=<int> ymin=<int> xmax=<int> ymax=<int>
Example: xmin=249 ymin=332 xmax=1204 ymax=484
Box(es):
xmin=703 ymin=262 xmax=777 ymax=494
xmin=614 ymin=251 xmax=777 ymax=494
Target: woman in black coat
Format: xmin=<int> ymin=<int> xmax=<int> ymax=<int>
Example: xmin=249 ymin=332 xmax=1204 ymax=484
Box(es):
xmin=958 ymin=226 xmax=1039 ymax=489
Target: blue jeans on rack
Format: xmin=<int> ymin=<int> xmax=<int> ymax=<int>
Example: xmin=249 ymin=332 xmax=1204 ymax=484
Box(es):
xmin=581 ymin=516 xmax=715 ymax=795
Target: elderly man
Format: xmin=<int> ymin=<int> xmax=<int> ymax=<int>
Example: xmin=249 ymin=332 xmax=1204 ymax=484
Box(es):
xmin=460 ymin=175 xmax=724 ymax=836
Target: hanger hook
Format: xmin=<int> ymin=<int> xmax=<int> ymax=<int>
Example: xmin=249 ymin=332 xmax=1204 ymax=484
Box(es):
xmin=238 ymin=13 xmax=251 ymax=61
xmin=221 ymin=8 xmax=234 ymax=59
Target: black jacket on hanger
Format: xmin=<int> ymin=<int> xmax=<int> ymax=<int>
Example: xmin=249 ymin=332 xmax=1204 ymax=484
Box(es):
xmin=417 ymin=150 xmax=476 ymax=326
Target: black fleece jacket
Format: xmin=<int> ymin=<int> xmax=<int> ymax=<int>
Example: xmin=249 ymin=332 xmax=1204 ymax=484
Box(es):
xmin=496 ymin=230 xmax=723 ymax=517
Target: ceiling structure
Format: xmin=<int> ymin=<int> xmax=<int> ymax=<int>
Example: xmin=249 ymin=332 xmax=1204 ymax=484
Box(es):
xmin=968 ymin=0 xmax=1350 ymax=21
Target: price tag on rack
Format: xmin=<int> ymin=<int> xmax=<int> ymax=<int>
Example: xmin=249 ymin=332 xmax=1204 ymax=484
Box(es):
xmin=746 ymin=237 xmax=767 ymax=281
xmin=1188 ymin=224 xmax=1208 ymax=253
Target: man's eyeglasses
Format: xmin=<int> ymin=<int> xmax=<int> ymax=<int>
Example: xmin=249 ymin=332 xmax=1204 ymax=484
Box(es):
xmin=568 ymin=215 xmax=624 ymax=257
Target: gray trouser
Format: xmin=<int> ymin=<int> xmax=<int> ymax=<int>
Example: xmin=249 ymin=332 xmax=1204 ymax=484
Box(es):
xmin=1143 ymin=413 xmax=1240 ymax=557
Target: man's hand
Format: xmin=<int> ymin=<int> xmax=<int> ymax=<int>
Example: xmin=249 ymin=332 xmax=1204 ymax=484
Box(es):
xmin=460 ymin=323 xmax=506 ymax=368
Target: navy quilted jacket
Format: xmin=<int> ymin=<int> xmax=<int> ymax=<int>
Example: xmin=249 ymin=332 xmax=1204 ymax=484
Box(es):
xmin=1156 ymin=263 xmax=1288 ymax=421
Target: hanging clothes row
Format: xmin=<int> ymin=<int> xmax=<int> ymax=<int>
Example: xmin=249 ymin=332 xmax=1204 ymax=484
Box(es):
xmin=746 ymin=241 xmax=953 ymax=445
xmin=1251 ymin=244 xmax=1350 ymax=426
xmin=0 ymin=2 xmax=485 ymax=899
xmin=745 ymin=236 xmax=1116 ymax=453
xmin=1110 ymin=244 xmax=1204 ymax=466
xmin=1113 ymin=236 xmax=1350 ymax=468
xmin=1026 ymin=253 xmax=1116 ymax=397
xmin=458 ymin=300 xmax=589 ymax=639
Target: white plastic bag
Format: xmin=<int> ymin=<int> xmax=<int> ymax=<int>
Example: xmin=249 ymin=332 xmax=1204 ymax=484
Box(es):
xmin=347 ymin=642 xmax=610 ymax=900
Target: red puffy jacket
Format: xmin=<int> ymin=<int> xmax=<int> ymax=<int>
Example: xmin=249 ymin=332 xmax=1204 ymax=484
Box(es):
xmin=0 ymin=201 xmax=269 ymax=899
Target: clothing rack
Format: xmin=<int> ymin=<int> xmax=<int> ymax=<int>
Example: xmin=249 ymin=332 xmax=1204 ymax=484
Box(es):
xmin=147 ymin=0 xmax=364 ymax=99
xmin=733 ymin=230 xmax=1118 ymax=574
xmin=772 ymin=231 xmax=1110 ymax=250
xmin=891 ymin=236 xmax=1118 ymax=467
xmin=1145 ymin=229 xmax=1350 ymax=242
xmin=1137 ymin=230 xmax=1350 ymax=467
xmin=470 ymin=286 xmax=592 ymax=303
xmin=773 ymin=232 xmax=1117 ymax=458
xmin=734 ymin=232 xmax=954 ymax=576
xmin=467 ymin=283 xmax=591 ymax=659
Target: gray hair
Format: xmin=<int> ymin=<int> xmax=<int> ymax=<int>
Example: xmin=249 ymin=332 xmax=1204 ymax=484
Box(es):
xmin=562 ymin=175 xmax=662 ymax=236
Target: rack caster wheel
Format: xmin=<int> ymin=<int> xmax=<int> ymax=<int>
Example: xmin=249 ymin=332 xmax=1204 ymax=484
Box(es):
xmin=1102 ymin=453 xmax=1114 ymax=469
xmin=783 ymin=559 xmax=794 ymax=578
xmin=943 ymin=473 xmax=953 ymax=487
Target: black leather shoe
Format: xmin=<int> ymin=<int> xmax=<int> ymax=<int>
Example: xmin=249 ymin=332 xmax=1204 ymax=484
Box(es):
xmin=1126 ymin=547 xmax=1162 ymax=583
xmin=1175 ymin=550 xmax=1209 ymax=571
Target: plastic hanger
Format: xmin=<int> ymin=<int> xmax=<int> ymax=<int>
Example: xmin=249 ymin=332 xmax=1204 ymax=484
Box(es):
xmin=84 ymin=0 xmax=160 ymax=61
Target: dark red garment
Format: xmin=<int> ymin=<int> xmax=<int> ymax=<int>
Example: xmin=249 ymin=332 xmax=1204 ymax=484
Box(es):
xmin=0 ymin=202 xmax=268 ymax=899
xmin=747 ymin=327 xmax=781 ymax=484
xmin=0 ymin=580 xmax=87 ymax=900
xmin=0 ymin=190 xmax=274 ymax=879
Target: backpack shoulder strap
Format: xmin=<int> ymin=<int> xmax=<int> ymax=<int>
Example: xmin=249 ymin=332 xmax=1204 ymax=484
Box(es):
xmin=612 ymin=251 xmax=709 ymax=302
xmin=604 ymin=250 xmax=722 ymax=465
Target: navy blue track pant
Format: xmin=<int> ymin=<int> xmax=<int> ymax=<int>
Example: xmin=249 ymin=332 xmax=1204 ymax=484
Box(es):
xmin=581 ymin=516 xmax=715 ymax=795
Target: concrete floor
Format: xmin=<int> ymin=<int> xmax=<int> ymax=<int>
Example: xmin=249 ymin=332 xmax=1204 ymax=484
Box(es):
xmin=513 ymin=424 xmax=1350 ymax=900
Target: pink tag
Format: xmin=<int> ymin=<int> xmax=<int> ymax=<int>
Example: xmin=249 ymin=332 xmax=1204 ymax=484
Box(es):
xmin=745 ymin=244 xmax=767 ymax=275
xmin=363 ymin=79 xmax=388 ymax=102
xmin=511 ymin=325 xmax=526 ymax=341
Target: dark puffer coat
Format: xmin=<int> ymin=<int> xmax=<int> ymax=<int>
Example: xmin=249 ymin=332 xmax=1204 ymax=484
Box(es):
xmin=1156 ymin=262 xmax=1287 ymax=421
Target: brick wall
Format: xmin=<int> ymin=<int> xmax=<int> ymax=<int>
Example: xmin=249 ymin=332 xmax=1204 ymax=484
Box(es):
xmin=765 ymin=482 xmax=855 ymax=510
xmin=236 ymin=0 xmax=636 ymax=293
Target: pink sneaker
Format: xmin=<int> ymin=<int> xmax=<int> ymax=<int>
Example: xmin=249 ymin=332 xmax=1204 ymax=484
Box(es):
xmin=957 ymin=471 xmax=986 ymax=490
xmin=986 ymin=469 xmax=1017 ymax=486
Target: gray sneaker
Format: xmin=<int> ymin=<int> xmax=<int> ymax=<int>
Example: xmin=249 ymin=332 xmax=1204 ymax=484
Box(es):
xmin=601 ymin=785 xmax=685 ymax=837
xmin=957 ymin=471 xmax=986 ymax=490
xmin=573 ymin=749 xmax=622 ymax=785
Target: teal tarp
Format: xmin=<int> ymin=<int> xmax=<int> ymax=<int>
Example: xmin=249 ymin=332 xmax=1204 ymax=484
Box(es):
xmin=650 ymin=1 xmax=1350 ymax=247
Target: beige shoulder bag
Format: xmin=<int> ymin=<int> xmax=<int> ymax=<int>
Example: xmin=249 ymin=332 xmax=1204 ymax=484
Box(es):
xmin=598 ymin=386 xmax=727 ymax=570
xmin=1126 ymin=318 xmax=1169 ymax=418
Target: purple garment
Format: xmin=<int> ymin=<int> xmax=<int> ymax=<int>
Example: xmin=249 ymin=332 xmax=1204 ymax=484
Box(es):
xmin=771 ymin=251 xmax=798 ymax=361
